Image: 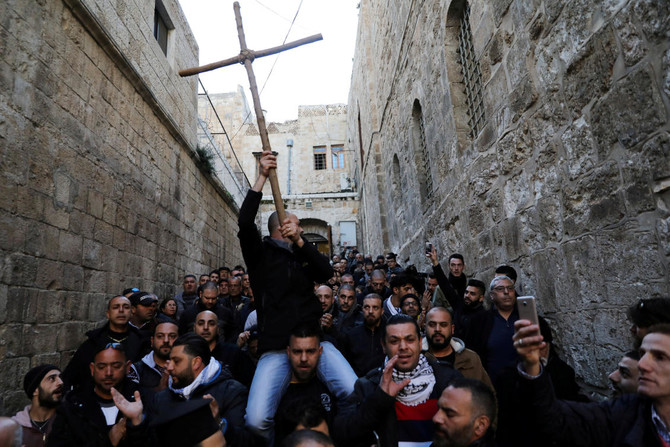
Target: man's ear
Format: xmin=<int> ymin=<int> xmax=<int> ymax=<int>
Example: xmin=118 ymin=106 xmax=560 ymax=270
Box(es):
xmin=90 ymin=362 xmax=95 ymax=378
xmin=472 ymin=415 xmax=491 ymax=439
xmin=124 ymin=360 xmax=131 ymax=375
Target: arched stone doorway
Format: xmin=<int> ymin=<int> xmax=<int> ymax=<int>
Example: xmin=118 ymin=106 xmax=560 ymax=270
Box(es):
xmin=301 ymin=218 xmax=332 ymax=257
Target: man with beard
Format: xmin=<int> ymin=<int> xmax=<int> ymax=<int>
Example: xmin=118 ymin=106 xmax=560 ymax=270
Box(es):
xmin=608 ymin=351 xmax=640 ymax=397
xmin=50 ymin=344 xmax=147 ymax=446
xmin=432 ymin=378 xmax=496 ymax=447
xmin=424 ymin=308 xmax=492 ymax=390
xmin=152 ymin=333 xmax=253 ymax=446
xmin=340 ymin=294 xmax=386 ymax=377
xmin=356 ymin=270 xmax=390 ymax=305
xmin=427 ymin=248 xmax=486 ymax=340
xmin=193 ymin=310 xmax=255 ymax=387
xmin=333 ymin=314 xmax=462 ymax=446
xmin=275 ymin=327 xmax=337 ymax=444
xmin=130 ymin=321 xmax=178 ymax=398
xmin=12 ymin=365 xmax=64 ymax=446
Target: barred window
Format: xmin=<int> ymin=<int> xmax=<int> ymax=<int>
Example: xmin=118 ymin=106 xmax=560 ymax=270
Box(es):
xmin=313 ymin=146 xmax=327 ymax=170
xmin=457 ymin=3 xmax=485 ymax=138
xmin=412 ymin=100 xmax=433 ymax=204
xmin=331 ymin=145 xmax=344 ymax=169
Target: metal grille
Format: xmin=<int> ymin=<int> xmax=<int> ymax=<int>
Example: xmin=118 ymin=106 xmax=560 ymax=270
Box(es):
xmin=457 ymin=4 xmax=485 ymax=138
xmin=313 ymin=146 xmax=327 ymax=170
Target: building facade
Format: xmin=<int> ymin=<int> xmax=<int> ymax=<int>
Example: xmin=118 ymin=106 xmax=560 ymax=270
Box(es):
xmin=0 ymin=0 xmax=246 ymax=412
xmin=201 ymin=89 xmax=360 ymax=256
xmin=348 ymin=0 xmax=669 ymax=390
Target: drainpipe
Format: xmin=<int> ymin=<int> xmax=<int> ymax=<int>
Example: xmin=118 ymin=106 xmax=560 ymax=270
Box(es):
xmin=287 ymin=138 xmax=293 ymax=195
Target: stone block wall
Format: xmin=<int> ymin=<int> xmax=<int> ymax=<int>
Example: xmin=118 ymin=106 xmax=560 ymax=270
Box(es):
xmin=349 ymin=0 xmax=669 ymax=391
xmin=0 ymin=0 xmax=244 ymax=413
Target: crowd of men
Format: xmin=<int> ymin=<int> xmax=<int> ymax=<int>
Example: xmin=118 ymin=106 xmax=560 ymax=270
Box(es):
xmin=4 ymin=151 xmax=670 ymax=447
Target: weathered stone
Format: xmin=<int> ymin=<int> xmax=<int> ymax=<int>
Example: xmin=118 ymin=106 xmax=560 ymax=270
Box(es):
xmin=561 ymin=117 xmax=597 ymax=181
xmin=664 ymin=48 xmax=670 ymax=97
xmin=590 ymin=69 xmax=666 ymax=153
xmin=509 ymin=76 xmax=538 ymax=121
xmin=564 ymin=26 xmax=617 ymax=112
xmin=633 ymin=0 xmax=670 ymax=43
xmin=613 ymin=5 xmax=648 ymax=66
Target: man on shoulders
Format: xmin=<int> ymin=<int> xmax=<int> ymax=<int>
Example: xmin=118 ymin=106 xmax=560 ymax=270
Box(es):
xmin=12 ymin=365 xmax=64 ymax=447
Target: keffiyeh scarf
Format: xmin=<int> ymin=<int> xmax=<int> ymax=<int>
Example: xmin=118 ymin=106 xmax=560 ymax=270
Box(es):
xmin=387 ymin=353 xmax=436 ymax=406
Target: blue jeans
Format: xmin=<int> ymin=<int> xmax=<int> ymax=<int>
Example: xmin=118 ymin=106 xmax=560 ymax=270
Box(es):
xmin=245 ymin=341 xmax=357 ymax=440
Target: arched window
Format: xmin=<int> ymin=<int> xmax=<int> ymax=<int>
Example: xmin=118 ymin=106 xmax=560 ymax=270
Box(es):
xmin=411 ymin=100 xmax=433 ymax=204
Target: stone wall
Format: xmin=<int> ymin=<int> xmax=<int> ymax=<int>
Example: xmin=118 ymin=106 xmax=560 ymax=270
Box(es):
xmin=349 ymin=0 xmax=669 ymax=391
xmin=0 ymin=0 xmax=244 ymax=413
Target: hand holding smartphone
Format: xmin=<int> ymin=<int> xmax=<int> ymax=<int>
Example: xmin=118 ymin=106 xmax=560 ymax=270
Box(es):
xmin=517 ymin=296 xmax=539 ymax=326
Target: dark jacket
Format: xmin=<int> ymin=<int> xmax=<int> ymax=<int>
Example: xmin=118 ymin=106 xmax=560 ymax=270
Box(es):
xmin=151 ymin=361 xmax=254 ymax=446
xmin=333 ymin=358 xmax=463 ymax=446
xmin=519 ymin=367 xmax=662 ymax=447
xmin=432 ymin=264 xmax=486 ymax=339
xmin=179 ymin=300 xmax=235 ymax=342
xmin=49 ymin=380 xmax=148 ymax=447
xmin=62 ymin=323 xmax=145 ymax=390
xmin=237 ymin=190 xmax=333 ymax=354
xmin=211 ymin=341 xmax=256 ymax=388
xmin=340 ymin=322 xmax=386 ymax=377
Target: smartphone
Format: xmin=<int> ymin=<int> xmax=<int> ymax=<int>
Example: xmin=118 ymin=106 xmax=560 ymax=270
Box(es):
xmin=425 ymin=242 xmax=432 ymax=255
xmin=517 ymin=296 xmax=539 ymax=325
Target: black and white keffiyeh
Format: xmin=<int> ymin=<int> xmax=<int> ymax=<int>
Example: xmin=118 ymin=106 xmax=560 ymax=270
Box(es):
xmin=387 ymin=354 xmax=436 ymax=406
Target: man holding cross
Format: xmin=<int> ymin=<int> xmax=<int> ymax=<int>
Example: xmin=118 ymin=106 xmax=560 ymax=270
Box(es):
xmin=238 ymin=151 xmax=357 ymax=441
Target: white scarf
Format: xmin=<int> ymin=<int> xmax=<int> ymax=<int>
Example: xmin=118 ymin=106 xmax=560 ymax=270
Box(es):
xmin=387 ymin=354 xmax=436 ymax=406
xmin=169 ymin=360 xmax=221 ymax=400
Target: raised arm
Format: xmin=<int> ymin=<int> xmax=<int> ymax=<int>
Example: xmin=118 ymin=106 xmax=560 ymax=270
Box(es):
xmin=427 ymin=247 xmax=462 ymax=312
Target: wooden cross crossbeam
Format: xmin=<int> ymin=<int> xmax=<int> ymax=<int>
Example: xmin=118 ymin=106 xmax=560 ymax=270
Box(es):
xmin=180 ymin=2 xmax=323 ymax=223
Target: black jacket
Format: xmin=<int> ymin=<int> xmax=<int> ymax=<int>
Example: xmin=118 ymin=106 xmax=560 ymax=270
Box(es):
xmin=519 ymin=367 xmax=662 ymax=447
xmin=340 ymin=323 xmax=386 ymax=377
xmin=151 ymin=361 xmax=256 ymax=447
xmin=179 ymin=300 xmax=235 ymax=342
xmin=62 ymin=323 xmax=145 ymax=390
xmin=49 ymin=380 xmax=148 ymax=447
xmin=238 ymin=190 xmax=333 ymax=353
xmin=333 ymin=358 xmax=463 ymax=446
xmin=432 ymin=264 xmax=486 ymax=339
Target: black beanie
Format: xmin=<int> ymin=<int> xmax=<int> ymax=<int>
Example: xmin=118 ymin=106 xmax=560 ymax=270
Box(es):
xmin=23 ymin=364 xmax=60 ymax=399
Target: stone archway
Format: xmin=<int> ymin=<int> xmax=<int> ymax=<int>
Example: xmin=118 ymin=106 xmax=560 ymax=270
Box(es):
xmin=301 ymin=218 xmax=331 ymax=257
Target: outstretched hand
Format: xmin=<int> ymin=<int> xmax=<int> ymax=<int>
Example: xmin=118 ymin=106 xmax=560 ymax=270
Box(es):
xmin=379 ymin=355 xmax=411 ymax=397
xmin=427 ymin=247 xmax=438 ymax=266
xmin=513 ymin=319 xmax=545 ymax=377
xmin=111 ymin=388 xmax=143 ymax=426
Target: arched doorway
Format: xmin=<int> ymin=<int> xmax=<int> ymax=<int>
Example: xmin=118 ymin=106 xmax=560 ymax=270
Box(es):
xmin=301 ymin=218 xmax=332 ymax=257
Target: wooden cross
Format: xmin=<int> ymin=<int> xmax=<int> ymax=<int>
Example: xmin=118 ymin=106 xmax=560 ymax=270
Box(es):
xmin=179 ymin=1 xmax=323 ymax=222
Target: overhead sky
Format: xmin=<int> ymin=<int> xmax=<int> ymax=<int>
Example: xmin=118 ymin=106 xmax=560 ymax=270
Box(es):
xmin=178 ymin=0 xmax=360 ymax=123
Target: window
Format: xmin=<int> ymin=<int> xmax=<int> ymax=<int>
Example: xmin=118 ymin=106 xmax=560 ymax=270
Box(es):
xmin=456 ymin=2 xmax=485 ymax=137
xmin=331 ymin=145 xmax=344 ymax=169
xmin=412 ymin=100 xmax=433 ymax=204
xmin=313 ymin=146 xmax=327 ymax=170
xmin=154 ymin=1 xmax=174 ymax=57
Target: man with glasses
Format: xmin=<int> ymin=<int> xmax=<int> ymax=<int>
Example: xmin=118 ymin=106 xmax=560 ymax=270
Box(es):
xmin=464 ymin=275 xmax=523 ymax=384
